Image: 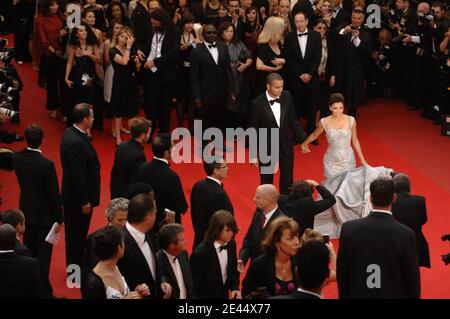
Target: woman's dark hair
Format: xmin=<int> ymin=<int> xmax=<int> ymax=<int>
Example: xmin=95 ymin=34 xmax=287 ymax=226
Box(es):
xmin=204 ymin=210 xmax=238 ymax=244
xmin=106 ymin=1 xmax=131 ymax=26
xmin=180 ymin=13 xmax=195 ymax=27
xmin=106 ymin=21 xmax=124 ymax=42
xmin=314 ymin=18 xmax=329 ymax=28
xmin=261 ymin=216 xmax=299 ymax=254
xmin=38 ymin=0 xmax=59 ymax=16
xmin=91 ymin=226 xmax=124 ymax=261
xmin=328 ymin=93 xmax=345 ymax=106
xmin=296 ymin=241 xmax=330 ymax=290
xmin=289 ymin=180 xmax=313 ymax=199
xmin=245 ymin=6 xmax=261 ymax=29
xmin=69 ymin=22 xmax=99 ymax=46
xmin=217 ymin=21 xmax=238 ymax=43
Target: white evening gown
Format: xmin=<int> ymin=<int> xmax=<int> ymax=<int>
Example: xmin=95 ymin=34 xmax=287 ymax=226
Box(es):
xmin=313 ymin=116 xmax=392 ymax=238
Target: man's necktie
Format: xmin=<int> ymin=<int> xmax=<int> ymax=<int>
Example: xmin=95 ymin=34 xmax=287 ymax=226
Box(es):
xmin=208 ymin=44 xmax=217 ymax=48
xmin=269 ymin=98 xmax=280 ymax=105
xmin=298 ymin=33 xmax=308 ymax=37
xmin=260 ymin=214 xmax=267 ymax=229
xmin=219 ymin=244 xmax=228 ymax=252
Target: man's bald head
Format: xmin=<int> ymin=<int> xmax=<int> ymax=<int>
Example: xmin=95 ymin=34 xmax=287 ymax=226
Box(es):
xmin=254 ymin=184 xmax=279 ymax=212
xmin=0 ymin=224 xmax=16 ymax=251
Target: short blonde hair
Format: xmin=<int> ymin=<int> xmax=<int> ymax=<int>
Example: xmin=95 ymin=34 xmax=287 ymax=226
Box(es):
xmin=258 ymin=16 xmax=285 ymax=44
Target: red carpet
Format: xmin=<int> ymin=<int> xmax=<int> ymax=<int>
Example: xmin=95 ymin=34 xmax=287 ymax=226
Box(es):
xmin=1 ymin=60 xmax=449 ymax=299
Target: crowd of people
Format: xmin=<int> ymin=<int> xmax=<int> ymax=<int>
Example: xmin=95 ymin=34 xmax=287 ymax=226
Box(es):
xmin=0 ymin=0 xmax=446 ymax=300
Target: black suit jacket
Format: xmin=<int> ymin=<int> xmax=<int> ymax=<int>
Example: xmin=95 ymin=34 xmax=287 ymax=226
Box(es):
xmin=131 ymin=1 xmax=151 ymax=51
xmin=117 ymin=227 xmax=163 ymax=299
xmin=110 ymin=139 xmax=146 ymax=199
xmin=285 ymin=28 xmax=322 ymax=83
xmin=337 ymin=211 xmax=421 ymax=299
xmin=12 ymin=149 xmax=63 ymax=226
xmin=392 ymin=193 xmax=431 ymax=268
xmin=134 ymin=159 xmax=188 ymax=228
xmin=190 ymin=42 xmax=234 ymax=105
xmin=250 ymin=91 xmax=306 ymax=160
xmin=0 ymin=252 xmax=42 ymax=299
xmin=141 ymin=25 xmax=181 ymax=85
xmin=190 ymin=178 xmax=234 ymax=249
xmin=278 ymin=185 xmax=336 ymax=236
xmin=14 ymin=239 xmax=31 ymax=257
xmin=239 ymin=207 xmax=284 ymax=265
xmin=190 ymin=240 xmax=240 ymax=299
xmin=242 ymin=253 xmax=298 ymax=298
xmin=60 ymin=126 xmax=100 ymax=208
xmin=155 ymin=250 xmax=196 ymax=299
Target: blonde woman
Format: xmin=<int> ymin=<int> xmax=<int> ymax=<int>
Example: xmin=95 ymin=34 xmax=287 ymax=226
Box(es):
xmin=109 ymin=27 xmax=140 ymax=146
xmin=255 ymin=16 xmax=286 ymax=95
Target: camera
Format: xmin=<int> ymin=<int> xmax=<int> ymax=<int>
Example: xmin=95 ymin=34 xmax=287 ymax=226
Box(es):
xmin=418 ymin=12 xmax=434 ymax=26
xmin=323 ymin=234 xmax=329 ymax=244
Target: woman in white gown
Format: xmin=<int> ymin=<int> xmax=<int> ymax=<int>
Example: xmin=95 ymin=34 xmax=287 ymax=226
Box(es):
xmin=300 ymin=93 xmax=391 ymax=238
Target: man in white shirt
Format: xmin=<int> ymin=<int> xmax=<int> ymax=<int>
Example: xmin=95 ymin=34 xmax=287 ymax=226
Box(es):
xmin=156 ymin=223 xmax=196 ymax=299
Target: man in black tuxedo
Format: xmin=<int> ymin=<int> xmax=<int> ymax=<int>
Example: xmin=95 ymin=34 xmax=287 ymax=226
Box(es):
xmin=278 ymin=179 xmax=336 ymax=236
xmin=337 ymin=177 xmax=421 ymax=299
xmin=0 ymin=224 xmax=42 ymax=299
xmin=249 ymin=73 xmax=306 ymax=195
xmin=117 ymin=194 xmax=172 ymax=299
xmin=156 ymin=223 xmax=196 ymax=299
xmin=392 ymin=173 xmax=431 ymax=268
xmin=191 ymin=24 xmax=234 ymax=144
xmin=11 ymin=124 xmax=63 ymax=298
xmin=335 ymin=9 xmax=372 ymax=117
xmin=190 ymin=210 xmax=241 ymax=299
xmin=270 ymin=241 xmax=330 ymax=299
xmin=110 ymin=117 xmax=151 ymax=199
xmin=190 ymin=160 xmax=234 ymax=249
xmin=60 ymin=103 xmax=100 ymax=268
xmin=138 ymin=8 xmax=180 ymax=133
xmin=285 ymin=11 xmax=322 ymax=136
xmin=134 ymin=133 xmax=188 ymax=231
xmin=238 ymin=184 xmax=283 ymax=271
xmin=329 ymin=0 xmax=351 ymax=49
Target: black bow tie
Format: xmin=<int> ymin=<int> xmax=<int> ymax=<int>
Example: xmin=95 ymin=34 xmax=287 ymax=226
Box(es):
xmin=219 ymin=245 xmax=228 ymax=252
xmin=298 ymin=32 xmax=308 ymax=37
xmin=208 ymin=44 xmax=216 ymax=48
xmin=269 ymin=98 xmax=280 ymax=105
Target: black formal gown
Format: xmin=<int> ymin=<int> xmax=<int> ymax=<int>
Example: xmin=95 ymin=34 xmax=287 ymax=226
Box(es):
xmin=255 ymin=42 xmax=285 ymax=96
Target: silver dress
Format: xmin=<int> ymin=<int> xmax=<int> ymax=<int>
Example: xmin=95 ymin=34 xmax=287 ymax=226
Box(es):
xmin=313 ymin=116 xmax=392 ymax=238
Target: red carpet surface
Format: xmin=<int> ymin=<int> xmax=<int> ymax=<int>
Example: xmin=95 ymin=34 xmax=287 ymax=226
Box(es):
xmin=1 ymin=61 xmax=450 ymax=299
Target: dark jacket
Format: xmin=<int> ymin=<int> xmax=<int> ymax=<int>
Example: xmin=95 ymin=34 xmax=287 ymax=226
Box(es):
xmin=242 ymin=253 xmax=298 ymax=298
xmin=12 ymin=149 xmax=63 ymax=226
xmin=239 ymin=207 xmax=284 ymax=265
xmin=190 ymin=240 xmax=240 ymax=299
xmin=337 ymin=211 xmax=421 ymax=299
xmin=190 ymin=178 xmax=234 ymax=249
xmin=0 ymin=252 xmax=42 ymax=299
xmin=60 ymin=126 xmax=100 ymax=208
xmin=392 ymin=193 xmax=431 ymax=268
xmin=134 ymin=158 xmax=188 ymax=229
xmin=155 ymin=250 xmax=196 ymax=299
xmin=278 ymin=185 xmax=336 ymax=236
xmin=110 ymin=139 xmax=146 ymax=199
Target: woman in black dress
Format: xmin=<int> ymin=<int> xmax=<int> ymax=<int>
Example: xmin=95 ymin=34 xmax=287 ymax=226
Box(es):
xmin=65 ymin=23 xmax=100 ymax=126
xmin=176 ymin=14 xmax=201 ymax=133
xmin=255 ymin=16 xmax=286 ymax=96
xmin=109 ymin=27 xmax=140 ymax=146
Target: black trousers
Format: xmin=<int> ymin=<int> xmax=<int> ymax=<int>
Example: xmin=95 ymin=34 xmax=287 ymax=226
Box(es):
xmin=24 ymin=224 xmax=53 ymax=298
xmin=291 ymin=80 xmax=319 ymax=134
xmin=143 ymin=70 xmax=173 ymax=133
xmin=42 ymin=55 xmax=66 ymax=111
xmin=259 ymin=146 xmax=294 ymax=195
xmin=63 ymin=205 xmax=92 ymax=268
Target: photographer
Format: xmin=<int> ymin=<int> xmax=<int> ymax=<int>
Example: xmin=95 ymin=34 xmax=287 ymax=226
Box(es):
xmin=402 ymin=2 xmax=444 ymax=123
xmin=0 ymin=42 xmax=24 ymax=123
